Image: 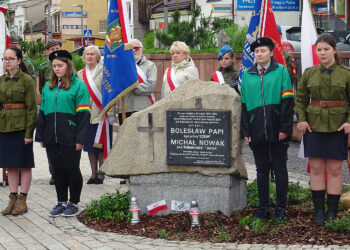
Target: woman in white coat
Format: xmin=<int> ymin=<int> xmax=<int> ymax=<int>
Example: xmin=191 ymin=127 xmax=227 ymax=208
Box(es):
xmin=161 ymin=41 xmax=199 ymax=98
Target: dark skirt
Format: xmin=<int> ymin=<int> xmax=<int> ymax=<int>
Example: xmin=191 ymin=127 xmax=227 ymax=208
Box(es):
xmin=303 ymin=131 xmax=348 ymax=160
xmin=0 ymin=131 xmax=35 ymax=168
xmin=84 ymin=123 xmax=113 ymax=152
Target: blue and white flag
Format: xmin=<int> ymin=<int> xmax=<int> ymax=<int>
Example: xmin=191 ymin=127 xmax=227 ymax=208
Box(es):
xmin=102 ymin=0 xmax=138 ymax=115
xmin=238 ymin=0 xmax=262 ymax=84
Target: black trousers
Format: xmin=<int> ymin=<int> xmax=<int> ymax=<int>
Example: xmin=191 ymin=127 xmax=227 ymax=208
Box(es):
xmin=46 ymin=144 xmax=83 ymax=203
xmin=250 ymin=142 xmax=289 ymax=209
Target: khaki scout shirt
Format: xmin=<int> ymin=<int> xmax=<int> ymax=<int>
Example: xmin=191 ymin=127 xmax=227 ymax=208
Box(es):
xmin=294 ymin=63 xmax=350 ymax=132
xmin=0 ymin=70 xmax=37 ymax=138
xmin=37 ymin=61 xmax=51 ymax=94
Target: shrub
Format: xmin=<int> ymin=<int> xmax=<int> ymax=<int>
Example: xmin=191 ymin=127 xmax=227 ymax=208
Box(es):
xmin=251 ymin=218 xmax=266 ymax=233
xmin=211 ymin=17 xmax=235 ymax=34
xmin=85 ymin=190 xmax=131 ymax=222
xmin=224 ymin=25 xmax=248 ymax=53
xmin=158 ymin=228 xmax=171 ymax=239
xmin=24 ymin=54 xmax=47 ymax=69
xmin=325 ymin=213 xmax=350 ymax=233
xmin=247 ymin=180 xmax=309 ymax=207
xmin=72 ymin=54 xmax=85 ymax=72
xmin=144 ymin=31 xmax=155 ymax=50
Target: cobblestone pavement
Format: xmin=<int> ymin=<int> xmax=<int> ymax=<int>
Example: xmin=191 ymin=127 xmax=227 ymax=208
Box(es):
xmin=0 ymin=139 xmax=348 ymax=249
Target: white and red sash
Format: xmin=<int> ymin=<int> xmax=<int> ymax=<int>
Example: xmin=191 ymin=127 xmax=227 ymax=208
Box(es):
xmin=212 ymin=71 xmax=225 ymax=85
xmin=136 ymin=65 xmax=155 ymax=104
xmin=166 ymin=67 xmax=180 ymax=91
xmin=82 ymin=67 xmax=110 ymax=158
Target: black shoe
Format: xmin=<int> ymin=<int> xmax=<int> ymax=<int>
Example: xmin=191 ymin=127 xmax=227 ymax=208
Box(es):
xmin=312 ymin=190 xmax=325 ymax=225
xmin=273 ymin=207 xmax=286 ymax=220
xmin=94 ymin=178 xmax=103 ymax=184
xmin=86 ymin=178 xmax=95 ymax=184
xmin=254 ymin=207 xmax=270 ymax=219
xmin=49 ymin=177 xmax=55 ymax=185
xmin=326 ymin=194 xmax=340 ymax=221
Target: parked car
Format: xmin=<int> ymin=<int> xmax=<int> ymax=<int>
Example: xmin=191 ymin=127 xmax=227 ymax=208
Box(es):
xmin=337 ymin=34 xmax=350 ymax=51
xmin=280 ymin=26 xmax=324 ymax=52
xmin=328 ymin=31 xmax=350 ymax=43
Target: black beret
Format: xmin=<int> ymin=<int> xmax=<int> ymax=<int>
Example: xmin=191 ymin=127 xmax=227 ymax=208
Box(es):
xmin=49 ymin=50 xmax=72 ymax=61
xmin=45 ymin=39 xmax=62 ymax=49
xmin=250 ymin=37 xmax=275 ymax=52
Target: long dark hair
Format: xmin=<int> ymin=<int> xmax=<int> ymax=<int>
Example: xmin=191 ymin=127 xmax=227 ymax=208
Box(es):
xmin=6 ymin=46 xmax=29 ymax=74
xmin=49 ymin=57 xmax=74 ymax=90
xmin=315 ymin=33 xmax=342 ymax=65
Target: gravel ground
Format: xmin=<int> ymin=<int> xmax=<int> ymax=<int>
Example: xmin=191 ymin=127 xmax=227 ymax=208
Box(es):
xmin=242 ymin=140 xmax=350 ymax=185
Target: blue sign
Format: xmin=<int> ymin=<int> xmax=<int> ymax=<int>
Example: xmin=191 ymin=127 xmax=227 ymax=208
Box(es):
xmin=84 ymin=29 xmax=92 ymax=38
xmin=62 ymin=11 xmax=88 ymax=18
xmin=237 ymin=0 xmax=299 ymax=11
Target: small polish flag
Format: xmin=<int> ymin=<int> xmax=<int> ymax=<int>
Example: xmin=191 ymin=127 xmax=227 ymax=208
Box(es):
xmin=147 ymin=200 xmax=168 ymax=215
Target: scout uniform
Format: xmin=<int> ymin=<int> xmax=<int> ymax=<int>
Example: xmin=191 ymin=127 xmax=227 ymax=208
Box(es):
xmin=241 ymin=37 xmax=294 ymax=220
xmin=37 ymin=61 xmax=52 ymax=94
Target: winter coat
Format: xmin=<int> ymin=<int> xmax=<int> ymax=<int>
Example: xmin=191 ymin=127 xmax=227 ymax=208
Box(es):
xmin=118 ymin=55 xmax=157 ymax=112
xmin=161 ymin=58 xmax=199 ymax=98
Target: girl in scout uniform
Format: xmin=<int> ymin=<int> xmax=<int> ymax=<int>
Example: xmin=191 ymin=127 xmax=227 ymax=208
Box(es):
xmin=0 ymin=47 xmax=37 ymax=216
xmin=241 ymin=37 xmax=294 ymax=220
xmin=211 ymin=45 xmax=240 ymax=95
xmin=295 ymin=33 xmax=350 ymax=225
xmin=35 ymin=50 xmax=91 ymax=217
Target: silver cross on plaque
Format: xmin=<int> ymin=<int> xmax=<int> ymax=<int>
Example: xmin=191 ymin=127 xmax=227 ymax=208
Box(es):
xmin=138 ymin=113 xmax=164 ymax=162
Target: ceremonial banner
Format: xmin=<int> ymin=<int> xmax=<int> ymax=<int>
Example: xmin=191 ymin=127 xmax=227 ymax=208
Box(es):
xmin=102 ymin=0 xmax=138 ymax=115
xmin=0 ymin=4 xmax=11 ymax=76
xmin=239 ymin=0 xmax=285 ymax=83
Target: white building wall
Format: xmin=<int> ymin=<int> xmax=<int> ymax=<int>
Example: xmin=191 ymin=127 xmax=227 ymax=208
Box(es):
xmin=14 ymin=6 xmax=26 ymax=39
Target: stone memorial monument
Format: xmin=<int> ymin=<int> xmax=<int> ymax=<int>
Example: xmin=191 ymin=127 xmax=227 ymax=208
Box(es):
xmin=100 ymin=80 xmax=247 ymax=216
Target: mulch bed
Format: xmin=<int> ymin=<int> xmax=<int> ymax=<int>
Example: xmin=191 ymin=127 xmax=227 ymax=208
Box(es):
xmin=78 ymin=203 xmax=350 ymax=245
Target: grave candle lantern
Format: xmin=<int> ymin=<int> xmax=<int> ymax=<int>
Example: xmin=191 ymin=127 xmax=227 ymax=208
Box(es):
xmin=189 ymin=200 xmax=200 ymax=227
xmin=129 ymin=197 xmax=141 ymax=224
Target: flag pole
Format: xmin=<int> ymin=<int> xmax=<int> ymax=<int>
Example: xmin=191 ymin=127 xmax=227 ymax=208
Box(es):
xmin=122 ymin=96 xmax=126 ymax=122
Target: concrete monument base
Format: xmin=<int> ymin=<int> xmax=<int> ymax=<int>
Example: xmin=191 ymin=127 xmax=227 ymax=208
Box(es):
xmin=129 ymin=172 xmax=247 ymax=216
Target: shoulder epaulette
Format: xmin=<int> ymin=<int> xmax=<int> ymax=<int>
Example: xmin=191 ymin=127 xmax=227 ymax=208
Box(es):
xmin=340 ymin=64 xmax=350 ymax=71
xmin=304 ymin=65 xmax=319 ymax=72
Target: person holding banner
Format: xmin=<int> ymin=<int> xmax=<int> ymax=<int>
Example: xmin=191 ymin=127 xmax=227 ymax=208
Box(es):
xmin=211 ymin=45 xmax=240 ymax=95
xmin=241 ymin=37 xmax=294 ymax=220
xmin=117 ymin=39 xmax=157 ymax=122
xmin=161 ymin=41 xmax=199 ymax=98
xmin=77 ymin=46 xmax=116 ymax=185
xmin=35 ymin=50 xmax=91 ymax=217
xmin=0 ymin=47 xmax=37 ymax=216
xmin=295 ymin=33 xmax=350 ymax=225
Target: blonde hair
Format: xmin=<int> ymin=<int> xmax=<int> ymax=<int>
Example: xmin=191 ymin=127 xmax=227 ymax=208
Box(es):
xmin=49 ymin=58 xmax=74 ymax=90
xmin=170 ymin=41 xmax=190 ymax=59
xmin=83 ymin=45 xmax=101 ymax=63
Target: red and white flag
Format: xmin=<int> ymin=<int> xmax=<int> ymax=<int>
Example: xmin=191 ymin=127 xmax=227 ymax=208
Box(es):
xmin=147 ymin=200 xmax=168 ymax=215
xmin=166 ymin=67 xmax=180 ymax=91
xmin=212 ymin=71 xmax=225 ymax=85
xmin=136 ymin=65 xmax=156 ymax=104
xmin=301 ymin=0 xmax=320 ymax=73
xmin=259 ymin=0 xmax=286 ymax=66
xmin=0 ymin=4 xmax=11 ymax=76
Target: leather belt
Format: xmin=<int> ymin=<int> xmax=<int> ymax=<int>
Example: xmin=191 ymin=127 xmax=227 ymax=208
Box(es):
xmin=2 ymin=103 xmax=26 ymax=109
xmin=310 ymin=99 xmax=345 ymax=108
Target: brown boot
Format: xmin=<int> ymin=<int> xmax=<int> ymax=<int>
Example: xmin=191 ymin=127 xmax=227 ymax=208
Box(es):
xmin=2 ymin=194 xmax=17 ymax=215
xmin=11 ymin=194 xmax=28 ymax=215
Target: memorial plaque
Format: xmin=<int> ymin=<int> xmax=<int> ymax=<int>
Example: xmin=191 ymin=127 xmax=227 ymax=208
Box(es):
xmin=166 ymin=110 xmax=231 ymax=167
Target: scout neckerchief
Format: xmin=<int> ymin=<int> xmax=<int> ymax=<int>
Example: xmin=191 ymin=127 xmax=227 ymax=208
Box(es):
xmin=166 ymin=66 xmax=180 ymax=91
xmin=136 ymin=64 xmax=155 ymax=105
xmin=82 ymin=66 xmax=110 ymax=158
xmin=211 ymin=71 xmax=225 ymax=84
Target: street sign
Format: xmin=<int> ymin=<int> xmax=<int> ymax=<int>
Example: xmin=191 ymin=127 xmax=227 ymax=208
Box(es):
xmin=84 ymin=29 xmax=92 ymax=38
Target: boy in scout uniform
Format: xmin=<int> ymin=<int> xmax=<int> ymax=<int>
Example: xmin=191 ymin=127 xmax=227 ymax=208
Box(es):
xmin=35 ymin=39 xmax=62 ymax=185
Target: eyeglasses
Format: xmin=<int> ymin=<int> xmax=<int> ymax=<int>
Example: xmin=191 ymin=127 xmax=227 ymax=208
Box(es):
xmin=132 ymin=47 xmax=142 ymax=51
xmin=2 ymin=57 xmax=16 ymax=62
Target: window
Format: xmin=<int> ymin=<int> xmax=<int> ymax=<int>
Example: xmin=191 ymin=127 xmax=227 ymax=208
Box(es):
xmin=99 ymin=19 xmax=107 ymax=32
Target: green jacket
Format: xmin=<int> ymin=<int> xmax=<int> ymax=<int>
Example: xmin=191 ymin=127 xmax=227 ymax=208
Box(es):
xmin=241 ymin=59 xmax=294 ymax=144
xmin=211 ymin=65 xmax=239 ymax=85
xmin=37 ymin=61 xmax=51 ymax=94
xmin=294 ymin=63 xmax=350 ymax=132
xmin=35 ymin=72 xmax=91 ymax=146
xmin=0 ymin=70 xmax=37 ymax=138
xmin=24 ymin=59 xmax=36 ymax=82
